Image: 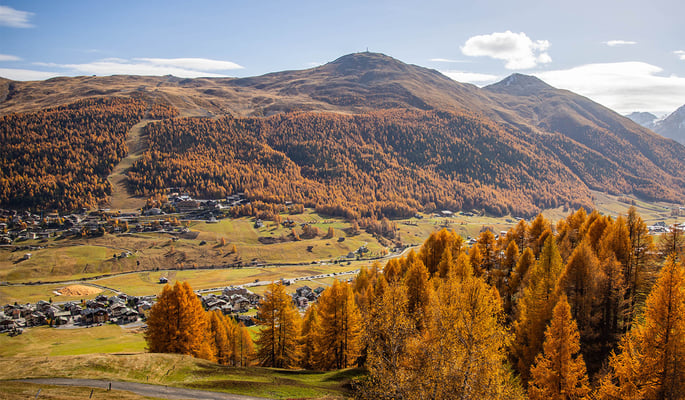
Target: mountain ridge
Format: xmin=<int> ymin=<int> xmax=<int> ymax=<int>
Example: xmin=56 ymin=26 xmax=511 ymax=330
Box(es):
xmin=1 ymin=52 xmax=684 ymax=214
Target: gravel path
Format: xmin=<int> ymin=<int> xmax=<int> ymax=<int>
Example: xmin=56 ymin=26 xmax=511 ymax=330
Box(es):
xmin=17 ymin=378 xmax=273 ymax=400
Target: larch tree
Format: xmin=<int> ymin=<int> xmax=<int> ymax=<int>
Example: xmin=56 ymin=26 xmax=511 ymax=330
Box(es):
xmin=255 ymin=282 xmax=301 ymax=368
xmin=315 ymin=280 xmax=362 ymax=370
xmin=509 ymin=247 xmax=536 ymax=303
xmin=528 ymin=296 xmax=590 ymax=400
xmin=409 ymin=268 xmax=524 ymax=400
xmin=208 ymin=310 xmax=232 ymax=365
xmin=404 ymin=258 xmax=430 ymax=330
xmin=598 ymin=255 xmax=685 ymax=400
xmin=436 ymin=246 xmax=456 ymax=278
xmin=419 ymin=228 xmax=463 ymax=276
xmin=559 ymin=240 xmax=601 ymax=346
xmin=145 ymin=281 xmax=215 ymax=361
xmin=513 ymin=235 xmax=564 ymax=384
xmin=299 ymin=304 xmax=321 ymax=369
xmin=359 ymin=280 xmax=417 ymax=399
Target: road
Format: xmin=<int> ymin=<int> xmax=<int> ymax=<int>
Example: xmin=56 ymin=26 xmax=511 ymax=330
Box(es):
xmin=17 ymin=378 xmax=273 ymax=400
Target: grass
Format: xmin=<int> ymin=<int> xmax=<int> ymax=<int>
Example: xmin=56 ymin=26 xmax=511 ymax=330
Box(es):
xmin=0 ymin=381 xmax=162 ymax=400
xmin=0 ymin=353 xmax=363 ymax=399
xmin=0 ymin=283 xmax=114 ymax=305
xmin=94 ymin=264 xmax=361 ymax=297
xmin=0 ymin=324 xmax=146 ymax=357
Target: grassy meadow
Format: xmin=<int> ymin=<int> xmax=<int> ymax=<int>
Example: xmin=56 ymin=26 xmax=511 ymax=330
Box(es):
xmin=0 ymin=353 xmax=362 ymax=399
xmin=0 ymin=324 xmax=146 ymax=357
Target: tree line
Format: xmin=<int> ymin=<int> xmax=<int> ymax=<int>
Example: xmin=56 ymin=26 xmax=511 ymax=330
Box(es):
xmin=145 ymin=206 xmax=685 ymax=399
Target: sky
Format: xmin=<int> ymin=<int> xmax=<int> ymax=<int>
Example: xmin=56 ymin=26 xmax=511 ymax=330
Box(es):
xmin=1 ymin=0 xmax=684 ymax=116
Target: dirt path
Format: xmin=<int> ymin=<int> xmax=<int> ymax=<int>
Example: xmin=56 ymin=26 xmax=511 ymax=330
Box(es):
xmin=17 ymin=378 xmax=273 ymax=400
xmin=107 ymin=119 xmax=157 ymax=211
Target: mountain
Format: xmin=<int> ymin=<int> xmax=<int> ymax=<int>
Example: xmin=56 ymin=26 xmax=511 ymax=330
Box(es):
xmin=1 ymin=52 xmax=684 ymax=216
xmin=653 ymin=105 xmax=685 ymax=145
xmin=626 ymin=111 xmax=658 ymax=129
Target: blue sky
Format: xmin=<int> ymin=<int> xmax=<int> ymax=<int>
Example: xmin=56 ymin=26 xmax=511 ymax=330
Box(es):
xmin=1 ymin=0 xmax=684 ymax=115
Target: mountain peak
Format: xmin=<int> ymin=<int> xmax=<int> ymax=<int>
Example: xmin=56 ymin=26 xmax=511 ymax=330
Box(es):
xmin=485 ymin=73 xmax=554 ymax=95
xmin=326 ymin=52 xmax=410 ymax=75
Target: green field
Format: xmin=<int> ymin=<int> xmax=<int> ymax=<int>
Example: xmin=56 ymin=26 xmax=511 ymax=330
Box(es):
xmin=0 ymin=324 xmax=146 ymax=357
xmin=1 ymin=197 xmax=682 ymax=304
xmin=94 ymin=264 xmax=362 ymax=297
xmin=0 ymin=283 xmax=115 ymax=305
xmin=0 ymin=353 xmax=362 ymax=399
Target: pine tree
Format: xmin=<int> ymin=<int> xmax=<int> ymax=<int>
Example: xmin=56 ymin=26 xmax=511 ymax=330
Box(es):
xmin=528 ymin=296 xmax=590 ymax=400
xmin=255 ymin=282 xmax=301 ymax=368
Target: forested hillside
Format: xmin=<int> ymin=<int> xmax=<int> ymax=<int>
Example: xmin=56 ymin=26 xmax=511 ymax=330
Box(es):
xmin=1 ymin=52 xmax=684 ymax=215
xmin=128 ymin=109 xmax=592 ymax=218
xmin=0 ymin=97 xmax=177 ymax=210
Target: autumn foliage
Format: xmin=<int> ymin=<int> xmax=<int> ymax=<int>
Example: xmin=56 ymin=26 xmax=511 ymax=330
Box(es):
xmin=143 ymin=207 xmax=685 ymax=399
xmin=0 ymin=97 xmax=177 ymax=211
xmin=127 ymin=110 xmax=592 ymax=219
xmin=145 ymin=281 xmax=253 ymax=365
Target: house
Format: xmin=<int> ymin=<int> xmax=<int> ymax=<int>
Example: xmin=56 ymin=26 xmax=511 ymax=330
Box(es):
xmin=111 ymin=304 xmax=129 ymax=318
xmin=0 ymin=318 xmax=17 ymax=332
xmin=82 ymin=308 xmax=109 ymax=324
xmin=137 ymin=301 xmax=153 ymax=312
xmin=295 ymin=296 xmax=309 ymax=308
xmin=223 ymin=286 xmax=248 ymax=297
xmin=25 ymin=312 xmax=46 ymax=327
xmin=231 ymin=295 xmax=250 ymax=312
xmin=175 ymin=200 xmax=200 ymax=212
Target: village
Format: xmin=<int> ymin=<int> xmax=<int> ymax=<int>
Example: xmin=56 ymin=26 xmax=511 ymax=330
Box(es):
xmin=0 ymin=193 xmax=249 ymax=247
xmin=0 ymin=277 xmax=333 ymax=336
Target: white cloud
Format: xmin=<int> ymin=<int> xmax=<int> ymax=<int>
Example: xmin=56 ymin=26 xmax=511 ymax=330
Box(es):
xmin=0 ymin=5 xmax=34 ymax=28
xmin=675 ymin=50 xmax=685 ymax=60
xmin=535 ymin=62 xmax=685 ymax=115
xmin=0 ymin=68 xmax=59 ymax=81
xmin=31 ymin=57 xmax=244 ymax=78
xmin=441 ymin=70 xmax=499 ymax=84
xmin=605 ymin=40 xmax=637 ymax=46
xmin=134 ymin=57 xmax=243 ymax=71
xmin=0 ymin=54 xmax=21 ymax=62
xmin=429 ymin=58 xmax=468 ymax=63
xmin=461 ymin=31 xmax=551 ymax=70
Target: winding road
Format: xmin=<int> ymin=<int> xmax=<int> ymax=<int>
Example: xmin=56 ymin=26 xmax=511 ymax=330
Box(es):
xmin=18 ymin=378 xmax=272 ymax=400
